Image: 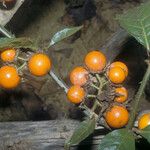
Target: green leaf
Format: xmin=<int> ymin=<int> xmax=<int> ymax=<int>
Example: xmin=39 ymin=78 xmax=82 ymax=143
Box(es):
xmin=0 ymin=37 xmax=38 ymax=51
xmin=65 ymin=117 xmax=96 ymax=150
xmin=117 ymin=1 xmax=150 ymax=50
xmin=0 ymin=25 xmax=15 ymax=38
xmin=139 ymin=125 xmax=150 ymax=143
xmin=49 ymin=26 xmax=83 ymax=46
xmin=99 ymin=129 xmax=135 ymax=150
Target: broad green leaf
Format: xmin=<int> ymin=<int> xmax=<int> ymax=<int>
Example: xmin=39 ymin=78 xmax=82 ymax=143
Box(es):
xmin=117 ymin=1 xmax=150 ymax=51
xmin=0 ymin=37 xmax=38 ymax=51
xmin=49 ymin=26 xmax=83 ymax=46
xmin=65 ymin=117 xmax=96 ymax=150
xmin=99 ymin=129 xmax=135 ymax=150
xmin=139 ymin=125 xmax=150 ymax=143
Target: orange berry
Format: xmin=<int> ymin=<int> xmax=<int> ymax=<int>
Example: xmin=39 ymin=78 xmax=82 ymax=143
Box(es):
xmin=0 ymin=66 xmax=20 ymax=89
xmin=1 ymin=48 xmax=16 ymax=62
xmin=67 ymin=85 xmax=85 ymax=104
xmin=108 ymin=67 xmax=126 ymax=84
xmin=105 ymin=105 xmax=129 ymax=128
xmin=28 ymin=53 xmax=52 ymax=76
xmin=114 ymin=87 xmax=128 ymax=103
xmin=84 ymin=50 xmax=106 ymax=73
xmin=138 ymin=113 xmax=150 ymax=129
xmin=70 ymin=66 xmax=89 ymax=86
xmin=110 ymin=61 xmax=128 ymax=77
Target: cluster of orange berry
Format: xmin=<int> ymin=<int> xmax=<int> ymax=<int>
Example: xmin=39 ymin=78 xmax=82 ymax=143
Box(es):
xmin=0 ymin=48 xmax=52 ymax=89
xmin=67 ymin=50 xmax=129 ymax=129
xmin=1 ymin=48 xmax=149 ymax=130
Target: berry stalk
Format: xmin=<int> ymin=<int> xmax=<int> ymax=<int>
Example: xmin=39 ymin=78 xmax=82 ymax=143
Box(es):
xmin=49 ymin=70 xmax=68 ymax=93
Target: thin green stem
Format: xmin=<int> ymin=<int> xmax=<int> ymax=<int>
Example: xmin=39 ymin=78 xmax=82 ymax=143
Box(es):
xmin=96 ymin=74 xmax=106 ymax=95
xmin=91 ymin=100 xmax=101 ymax=112
xmin=49 ymin=71 xmax=69 ymax=93
xmin=80 ymin=104 xmax=97 ymax=118
xmin=17 ymin=56 xmax=28 ymax=61
xmin=96 ymin=74 xmax=101 ymax=84
xmin=87 ymin=94 xmax=97 ymax=98
xmin=127 ymin=64 xmax=150 ymax=129
xmin=90 ymin=83 xmax=99 ymax=90
xmin=17 ymin=62 xmax=26 ymax=71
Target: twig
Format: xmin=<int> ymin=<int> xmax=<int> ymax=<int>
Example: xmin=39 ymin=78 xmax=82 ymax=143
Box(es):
xmin=87 ymin=94 xmax=97 ymax=98
xmin=90 ymin=83 xmax=99 ymax=90
xmin=17 ymin=56 xmax=28 ymax=61
xmin=49 ymin=70 xmax=68 ymax=93
xmin=79 ymin=104 xmax=95 ymax=118
xmin=96 ymin=74 xmax=107 ymax=95
xmin=17 ymin=62 xmax=26 ymax=71
xmin=91 ymin=100 xmax=101 ymax=112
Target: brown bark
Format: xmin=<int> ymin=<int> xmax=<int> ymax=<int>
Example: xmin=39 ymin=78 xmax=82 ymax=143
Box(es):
xmin=0 ymin=120 xmax=107 ymax=150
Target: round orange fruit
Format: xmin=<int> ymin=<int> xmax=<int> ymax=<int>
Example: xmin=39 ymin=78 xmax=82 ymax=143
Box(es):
xmin=105 ymin=105 xmax=129 ymax=128
xmin=108 ymin=67 xmax=126 ymax=84
xmin=70 ymin=66 xmax=89 ymax=86
xmin=110 ymin=61 xmax=128 ymax=77
xmin=0 ymin=66 xmax=20 ymax=89
xmin=114 ymin=87 xmax=128 ymax=103
xmin=1 ymin=48 xmax=16 ymax=62
xmin=28 ymin=53 xmax=52 ymax=76
xmin=67 ymin=85 xmax=85 ymax=104
xmin=84 ymin=51 xmax=106 ymax=73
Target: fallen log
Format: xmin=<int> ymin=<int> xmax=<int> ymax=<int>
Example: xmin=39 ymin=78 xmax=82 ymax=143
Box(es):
xmin=0 ymin=120 xmax=108 ymax=150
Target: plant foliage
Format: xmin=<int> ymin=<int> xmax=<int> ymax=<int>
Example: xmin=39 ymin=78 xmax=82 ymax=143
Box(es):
xmin=49 ymin=26 xmax=83 ymax=46
xmin=65 ymin=117 xmax=96 ymax=150
xmin=0 ymin=37 xmax=38 ymax=51
xmin=98 ymin=129 xmax=135 ymax=150
xmin=139 ymin=125 xmax=150 ymax=143
xmin=117 ymin=1 xmax=150 ymax=50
